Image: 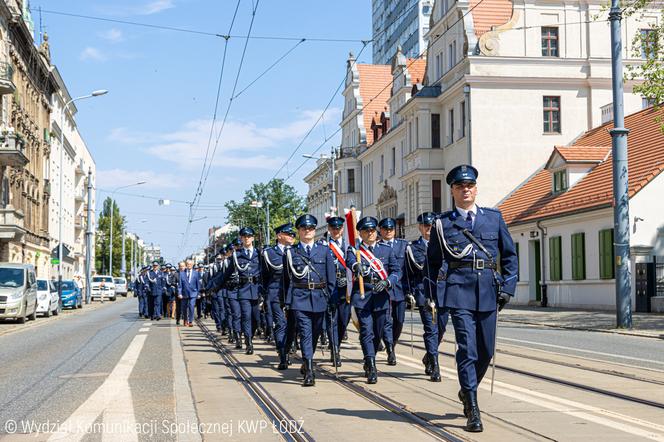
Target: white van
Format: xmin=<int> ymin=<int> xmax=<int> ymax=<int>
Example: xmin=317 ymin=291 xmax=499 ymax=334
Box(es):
xmin=0 ymin=263 xmax=38 ymax=323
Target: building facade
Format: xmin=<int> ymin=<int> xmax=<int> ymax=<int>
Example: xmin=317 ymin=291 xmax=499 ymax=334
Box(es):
xmin=372 ymin=0 xmax=434 ymax=64
xmin=303 ymin=154 xmax=335 ymax=237
xmin=0 ymin=1 xmax=57 ymax=278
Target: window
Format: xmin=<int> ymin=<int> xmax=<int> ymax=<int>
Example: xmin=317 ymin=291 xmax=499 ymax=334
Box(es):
xmin=435 ymin=53 xmax=441 ymax=79
xmin=640 ymin=29 xmax=658 ymax=60
xmin=448 ymin=41 xmax=456 ymax=70
xmin=541 ymin=27 xmax=559 ymax=56
xmin=432 ymin=180 xmax=441 ymax=212
xmin=415 ymin=116 xmax=419 ymax=148
xmin=347 ymin=169 xmax=355 ymax=193
xmin=460 ymin=101 xmax=466 ymax=138
xmin=571 ymin=233 xmax=586 ymax=280
xmin=390 ymin=147 xmax=396 ymax=176
xmin=448 ymin=108 xmax=455 ymax=145
xmin=643 ymin=97 xmax=656 ymax=109
xmin=553 ymin=170 xmax=568 ymax=193
xmin=549 ymin=236 xmax=562 ymax=281
xmin=599 ymin=228 xmax=615 ymax=279
xmin=543 ymin=96 xmax=561 ymax=133
xmin=431 ymin=113 xmax=440 ymax=148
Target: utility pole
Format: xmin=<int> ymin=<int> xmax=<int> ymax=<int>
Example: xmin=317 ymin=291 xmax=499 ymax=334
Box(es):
xmin=121 ymin=229 xmax=126 ymax=278
xmin=330 ymin=146 xmax=337 ymax=215
xmin=609 ymin=0 xmax=632 ymax=328
xmin=266 ymin=201 xmax=271 ymax=245
xmin=85 ymin=168 xmax=93 ymax=304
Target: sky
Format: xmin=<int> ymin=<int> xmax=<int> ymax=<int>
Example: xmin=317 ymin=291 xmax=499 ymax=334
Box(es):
xmin=38 ymin=0 xmax=373 ymax=263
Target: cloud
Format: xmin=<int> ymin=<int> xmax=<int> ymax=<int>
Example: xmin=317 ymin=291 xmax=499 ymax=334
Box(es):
xmin=97 ymin=169 xmax=184 ymax=189
xmin=99 ymin=28 xmax=124 ymax=43
xmin=110 ymin=108 xmax=341 ymax=171
xmin=136 ymin=0 xmax=175 ymax=15
xmin=79 ymin=47 xmax=107 ymax=62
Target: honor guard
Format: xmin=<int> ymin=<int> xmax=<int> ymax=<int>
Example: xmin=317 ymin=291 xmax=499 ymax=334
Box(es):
xmin=178 ymin=259 xmax=201 ymax=327
xmin=222 ymin=245 xmax=235 ymax=341
xmin=282 ymin=214 xmax=335 ymax=387
xmin=427 ymin=165 xmax=518 ymax=432
xmin=196 ymin=263 xmax=206 ymax=319
xmin=208 ymin=252 xmax=226 ymax=333
xmin=405 ymin=212 xmax=446 ymax=382
xmin=136 ymin=266 xmax=149 ymax=318
xmin=378 ymin=217 xmax=408 ymax=366
xmin=321 ymin=216 xmax=349 ymax=367
xmin=147 ymin=261 xmax=164 ymax=321
xmin=261 ymin=223 xmax=296 ymax=370
xmin=165 ymin=264 xmax=179 ymax=319
xmin=223 ymin=227 xmax=262 ymax=355
xmin=346 ymin=216 xmax=400 ymax=384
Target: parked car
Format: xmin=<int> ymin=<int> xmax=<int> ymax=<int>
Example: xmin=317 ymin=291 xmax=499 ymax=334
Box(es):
xmin=55 ymin=280 xmax=82 ymax=309
xmin=113 ymin=277 xmax=128 ymax=297
xmin=91 ymin=275 xmax=116 ymax=301
xmin=36 ymin=279 xmax=60 ymax=317
xmin=0 ymin=263 xmax=38 ymax=323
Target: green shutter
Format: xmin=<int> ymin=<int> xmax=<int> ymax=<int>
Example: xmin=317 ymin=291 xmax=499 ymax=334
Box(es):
xmin=599 ymin=229 xmax=615 ymax=279
xmin=571 ymin=233 xmax=585 ymax=280
xmin=549 ymin=236 xmax=562 ymax=281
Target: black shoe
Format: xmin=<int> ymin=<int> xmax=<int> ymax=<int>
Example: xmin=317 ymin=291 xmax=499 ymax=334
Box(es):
xmin=300 ymin=363 xmax=306 ymax=375
xmin=266 ymin=334 xmax=273 ymax=344
xmin=343 ymin=332 xmax=348 ymax=341
xmin=176 ymin=321 xmax=180 ymax=326
xmin=459 ymin=390 xmax=469 ymax=418
xmin=235 ymin=332 xmax=242 ymax=350
xmin=221 ymin=328 xmax=227 ymax=336
xmin=286 ymin=352 xmax=291 ymax=366
xmin=430 ymin=355 xmax=441 ymax=382
xmin=302 ymin=359 xmax=315 ymax=387
xmin=156 ymin=317 xmax=161 ymax=321
xmin=245 ymin=338 xmax=254 ymax=355
xmin=366 ymin=357 xmax=377 ymax=384
xmin=277 ymin=349 xmax=288 ymax=370
xmin=363 ymin=358 xmax=370 ymax=377
xmin=386 ymin=343 xmax=397 ymax=366
xmin=464 ymin=391 xmax=483 ymax=432
xmin=228 ymin=332 xmax=235 ymax=344
xmin=334 ymin=351 xmax=342 ymax=367
xmin=422 ymin=353 xmax=433 ymax=375
xmin=376 ymin=342 xmax=385 ymax=352
xmin=320 ymin=334 xmax=328 ymax=347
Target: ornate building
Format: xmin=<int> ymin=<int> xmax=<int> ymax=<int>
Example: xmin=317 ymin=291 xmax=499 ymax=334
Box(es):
xmin=0 ymin=1 xmax=57 ymax=277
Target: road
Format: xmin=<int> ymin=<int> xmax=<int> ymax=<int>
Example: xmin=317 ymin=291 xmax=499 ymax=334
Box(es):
xmin=0 ymin=298 xmax=662 ymax=441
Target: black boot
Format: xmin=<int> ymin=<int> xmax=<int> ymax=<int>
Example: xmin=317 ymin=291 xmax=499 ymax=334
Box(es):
xmin=386 ymin=343 xmax=397 ymax=366
xmin=459 ymin=390 xmax=469 ymax=418
xmin=320 ymin=333 xmax=328 ymax=347
xmin=464 ymin=391 xmax=483 ymax=432
xmin=422 ymin=353 xmax=433 ymax=375
xmin=363 ymin=358 xmax=370 ymax=377
xmin=245 ymin=337 xmax=254 ymax=355
xmin=429 ymin=355 xmax=441 ymax=382
xmin=333 ymin=347 xmax=342 ymax=367
xmin=302 ymin=359 xmax=315 ymax=387
xmin=228 ymin=330 xmax=235 ymax=344
xmin=277 ymin=349 xmax=288 ymax=370
xmin=235 ymin=332 xmax=242 ymax=349
xmin=221 ymin=327 xmax=227 ymax=336
xmin=367 ymin=357 xmax=378 ymax=384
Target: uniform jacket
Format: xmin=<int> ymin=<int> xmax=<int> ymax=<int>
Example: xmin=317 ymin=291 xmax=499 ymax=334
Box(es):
xmin=345 ymin=242 xmax=400 ymax=312
xmin=321 ymin=237 xmax=349 ymax=304
xmin=261 ymin=245 xmax=285 ymax=304
xmin=146 ymin=270 xmax=163 ymax=296
xmin=427 ymin=207 xmax=518 ymax=312
xmin=178 ymin=268 xmax=201 ymax=299
xmin=379 ymin=238 xmax=408 ymax=302
xmin=282 ymin=242 xmax=335 ymax=313
xmin=223 ymin=248 xmax=261 ymax=301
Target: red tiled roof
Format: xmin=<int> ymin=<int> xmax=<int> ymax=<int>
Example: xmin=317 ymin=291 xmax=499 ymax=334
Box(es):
xmin=357 ymin=64 xmax=392 ymax=145
xmin=499 ymin=107 xmax=664 ymax=225
xmin=553 ymin=146 xmax=611 ymax=163
xmin=407 ymin=58 xmax=426 ymax=86
xmin=469 ymin=0 xmax=514 ymax=37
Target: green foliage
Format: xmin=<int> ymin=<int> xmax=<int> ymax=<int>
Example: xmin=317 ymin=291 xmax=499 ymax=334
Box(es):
xmin=224 ymin=179 xmax=307 ymax=246
xmin=95 ymin=197 xmax=127 ymax=276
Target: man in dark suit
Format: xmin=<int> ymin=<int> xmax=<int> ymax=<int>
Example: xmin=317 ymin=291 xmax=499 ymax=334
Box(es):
xmin=178 ymin=259 xmax=201 ymax=327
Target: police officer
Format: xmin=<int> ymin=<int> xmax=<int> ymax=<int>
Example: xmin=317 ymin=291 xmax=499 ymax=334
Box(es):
xmin=208 ymin=252 xmax=226 ymax=333
xmin=196 ymin=263 xmax=206 ymax=319
xmin=346 ymin=216 xmax=400 ymax=384
xmin=282 ymin=214 xmax=335 ymax=387
xmin=147 ymin=261 xmax=164 ymax=321
xmin=165 ymin=264 xmax=179 ymax=319
xmin=135 ymin=266 xmax=147 ymax=318
xmin=427 ymin=165 xmax=518 ymax=433
xmin=223 ymin=227 xmax=262 ymax=355
xmin=320 ymin=216 xmax=348 ymax=367
xmin=261 ymin=223 xmax=295 ymax=370
xmin=378 ymin=217 xmax=407 ymax=366
xmin=222 ymin=245 xmax=235 ymax=340
xmin=405 ymin=212 xmax=445 ymax=382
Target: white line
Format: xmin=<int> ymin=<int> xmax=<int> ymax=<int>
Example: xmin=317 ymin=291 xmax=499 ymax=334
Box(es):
xmin=139 ymin=327 xmax=150 ymax=332
xmin=144 ymin=323 xmax=153 ymax=326
xmin=101 ymin=379 xmax=138 ymax=442
xmin=172 ymin=324 xmax=202 ymax=442
xmin=497 ymin=336 xmax=664 ymax=366
xmin=48 ymin=334 xmax=147 ymax=441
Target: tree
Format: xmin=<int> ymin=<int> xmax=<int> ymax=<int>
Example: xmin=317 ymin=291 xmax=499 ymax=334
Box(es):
xmin=225 ymin=179 xmax=307 ymax=246
xmin=95 ymin=197 xmax=127 ymax=276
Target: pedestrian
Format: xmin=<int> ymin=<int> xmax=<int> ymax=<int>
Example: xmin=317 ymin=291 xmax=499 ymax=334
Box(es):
xmin=147 ymin=261 xmax=164 ymax=321
xmin=427 ymin=164 xmax=518 ymax=432
xmin=178 ymin=259 xmax=201 ymax=327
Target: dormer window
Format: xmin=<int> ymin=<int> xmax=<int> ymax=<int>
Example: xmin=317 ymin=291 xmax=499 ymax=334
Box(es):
xmin=553 ymin=169 xmax=568 ymax=193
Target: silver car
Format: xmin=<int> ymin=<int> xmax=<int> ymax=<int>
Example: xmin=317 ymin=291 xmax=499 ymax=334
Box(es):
xmin=0 ymin=263 xmax=38 ymax=323
xmin=113 ymin=277 xmax=128 ymax=297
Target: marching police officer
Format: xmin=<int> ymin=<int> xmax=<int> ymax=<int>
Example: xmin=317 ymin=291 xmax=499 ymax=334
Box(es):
xmin=208 ymin=252 xmax=226 ymax=333
xmin=136 ymin=266 xmax=149 ymax=319
xmin=405 ymin=212 xmax=445 ymax=382
xmin=147 ymin=261 xmax=164 ymax=321
xmin=378 ymin=217 xmax=408 ymax=366
xmin=282 ymin=214 xmax=335 ymax=387
xmin=346 ymin=216 xmax=400 ymax=384
xmin=261 ymin=223 xmax=296 ymax=370
xmin=427 ymin=165 xmax=518 ymax=432
xmin=223 ymin=227 xmax=262 ymax=355
xmin=222 ymin=245 xmax=235 ymax=341
xmin=165 ymin=264 xmax=179 ymax=319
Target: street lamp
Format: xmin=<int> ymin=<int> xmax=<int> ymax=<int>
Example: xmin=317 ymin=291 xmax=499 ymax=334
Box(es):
xmin=108 ymin=181 xmax=146 ymax=277
xmin=303 ymin=146 xmax=338 ymax=217
xmin=250 ymin=200 xmax=271 ymax=244
xmin=57 ymin=90 xmax=108 ymax=307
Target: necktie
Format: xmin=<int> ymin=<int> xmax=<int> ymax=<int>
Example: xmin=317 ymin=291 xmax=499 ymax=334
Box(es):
xmin=369 ymin=245 xmax=374 ymax=253
xmin=466 ymin=212 xmax=473 ymax=229
xmin=306 ymin=245 xmax=311 ymax=255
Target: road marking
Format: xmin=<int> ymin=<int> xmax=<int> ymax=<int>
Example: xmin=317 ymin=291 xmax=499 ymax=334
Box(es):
xmin=394 ymin=352 xmax=664 ymax=440
xmin=48 ymin=333 xmax=146 ymax=441
xmin=497 ymin=336 xmax=664 ymax=366
xmin=172 ymin=325 xmax=202 ymax=442
xmin=59 ymin=372 xmax=109 ymax=379
xmin=144 ymin=322 xmax=153 ymax=326
xmin=138 ymin=327 xmax=150 ymax=332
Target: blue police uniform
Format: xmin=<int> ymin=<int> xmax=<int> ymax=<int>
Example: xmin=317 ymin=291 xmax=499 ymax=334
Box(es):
xmin=208 ymin=256 xmax=226 ymax=332
xmin=283 ymin=214 xmax=335 ymax=387
xmin=178 ymin=265 xmax=201 ymax=325
xmin=345 ymin=216 xmax=400 ymax=384
xmin=166 ymin=266 xmax=179 ymax=319
xmin=147 ymin=263 xmax=164 ymax=320
xmin=427 ymin=164 xmax=518 ymax=432
xmin=136 ymin=268 xmax=149 ymax=318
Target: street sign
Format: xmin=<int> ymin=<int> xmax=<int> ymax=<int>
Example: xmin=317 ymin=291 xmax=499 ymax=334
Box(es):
xmin=51 ymin=258 xmax=60 ymax=265
xmin=51 ymin=245 xmax=71 ymax=258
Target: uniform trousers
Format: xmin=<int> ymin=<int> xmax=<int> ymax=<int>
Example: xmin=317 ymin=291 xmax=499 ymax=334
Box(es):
xmin=357 ymin=307 xmax=389 ymax=358
xmin=138 ymin=294 xmax=148 ymax=317
xmin=228 ymin=297 xmax=241 ymax=334
xmin=450 ymin=308 xmax=496 ymax=392
xmin=418 ymin=305 xmax=439 ymax=356
xmin=383 ymin=299 xmax=406 ymax=345
xmin=210 ymin=293 xmax=224 ymax=328
xmin=293 ymin=310 xmax=324 ymax=359
xmin=239 ymin=299 xmax=258 ymax=338
xmin=151 ymin=294 xmax=162 ymax=319
xmin=223 ymin=297 xmax=234 ymax=332
xmin=270 ymin=300 xmax=287 ymax=350
xmin=264 ymin=299 xmax=274 ymax=334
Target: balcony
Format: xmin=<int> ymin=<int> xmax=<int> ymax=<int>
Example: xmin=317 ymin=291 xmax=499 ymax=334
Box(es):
xmin=0 ymin=133 xmax=28 ymax=168
xmin=0 ymin=62 xmax=15 ymax=96
xmin=75 ymin=159 xmax=84 ymax=176
xmin=74 ymin=217 xmax=84 ymax=230
xmin=75 ymin=189 xmax=85 ymax=203
xmin=0 ymin=205 xmax=25 ymax=241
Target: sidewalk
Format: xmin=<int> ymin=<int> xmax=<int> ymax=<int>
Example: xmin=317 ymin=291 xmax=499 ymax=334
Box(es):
xmin=500 ymin=305 xmax=664 ymax=339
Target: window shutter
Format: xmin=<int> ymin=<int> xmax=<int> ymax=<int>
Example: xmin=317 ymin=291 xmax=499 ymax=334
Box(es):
xmin=599 ymin=229 xmax=615 ymax=279
xmin=549 ymin=236 xmax=561 ymax=281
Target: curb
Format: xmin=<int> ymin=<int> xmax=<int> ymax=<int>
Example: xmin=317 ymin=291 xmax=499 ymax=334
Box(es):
xmin=499 ymin=318 xmax=664 ymax=340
